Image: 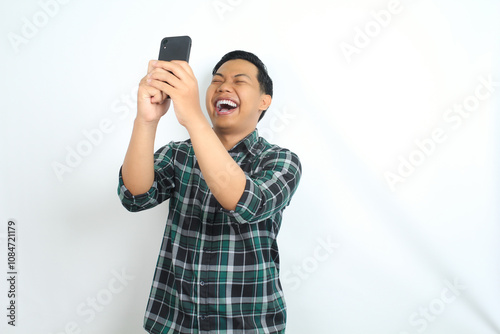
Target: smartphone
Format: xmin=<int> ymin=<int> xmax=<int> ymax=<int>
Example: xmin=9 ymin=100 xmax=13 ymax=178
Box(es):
xmin=158 ymin=36 xmax=192 ymax=62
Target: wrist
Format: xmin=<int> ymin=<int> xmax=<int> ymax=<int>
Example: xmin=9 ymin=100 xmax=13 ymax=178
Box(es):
xmin=184 ymin=112 xmax=212 ymax=134
xmin=135 ymin=115 xmax=159 ymax=126
xmin=133 ymin=117 xmax=160 ymax=133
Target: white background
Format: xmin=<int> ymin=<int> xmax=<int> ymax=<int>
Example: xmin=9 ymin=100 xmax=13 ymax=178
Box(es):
xmin=1 ymin=0 xmax=499 ymax=333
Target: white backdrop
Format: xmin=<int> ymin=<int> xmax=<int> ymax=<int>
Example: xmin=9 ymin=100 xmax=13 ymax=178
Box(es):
xmin=1 ymin=0 xmax=499 ymax=333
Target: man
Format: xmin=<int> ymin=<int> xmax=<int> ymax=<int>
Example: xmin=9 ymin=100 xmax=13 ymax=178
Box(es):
xmin=118 ymin=50 xmax=301 ymax=333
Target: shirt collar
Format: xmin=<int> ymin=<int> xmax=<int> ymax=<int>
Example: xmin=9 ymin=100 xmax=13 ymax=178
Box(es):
xmin=228 ymin=129 xmax=262 ymax=156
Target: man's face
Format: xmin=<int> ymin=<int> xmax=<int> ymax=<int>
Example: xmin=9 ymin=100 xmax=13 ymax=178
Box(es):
xmin=206 ymin=59 xmax=271 ymax=136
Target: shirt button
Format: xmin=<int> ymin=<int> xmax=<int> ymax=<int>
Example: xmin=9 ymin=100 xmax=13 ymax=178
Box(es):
xmin=200 ymin=315 xmax=207 ymax=320
xmin=200 ymin=281 xmax=206 ymax=286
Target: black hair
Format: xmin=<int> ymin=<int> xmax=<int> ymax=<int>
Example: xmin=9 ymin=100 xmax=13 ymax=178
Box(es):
xmin=212 ymin=50 xmax=273 ymax=121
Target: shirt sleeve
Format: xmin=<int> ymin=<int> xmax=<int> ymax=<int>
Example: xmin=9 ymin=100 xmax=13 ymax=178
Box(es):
xmin=222 ymin=149 xmax=302 ymax=224
xmin=117 ymin=142 xmax=176 ymax=212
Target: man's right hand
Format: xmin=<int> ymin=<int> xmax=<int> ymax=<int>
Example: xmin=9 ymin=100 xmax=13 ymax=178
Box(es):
xmin=136 ymin=60 xmax=171 ymax=123
xmin=122 ymin=60 xmax=171 ymax=195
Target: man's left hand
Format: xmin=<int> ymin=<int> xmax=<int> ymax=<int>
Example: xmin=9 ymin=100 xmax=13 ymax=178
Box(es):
xmin=147 ymin=60 xmax=205 ymax=128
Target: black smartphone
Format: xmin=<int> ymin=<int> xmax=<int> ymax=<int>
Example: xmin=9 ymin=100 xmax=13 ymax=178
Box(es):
xmin=158 ymin=36 xmax=192 ymax=62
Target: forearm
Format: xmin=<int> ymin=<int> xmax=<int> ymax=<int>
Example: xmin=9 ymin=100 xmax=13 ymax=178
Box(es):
xmin=186 ymin=116 xmax=246 ymax=211
xmin=121 ymin=118 xmax=159 ymax=195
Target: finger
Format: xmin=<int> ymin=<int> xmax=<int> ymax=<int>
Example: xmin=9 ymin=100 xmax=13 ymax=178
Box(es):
xmin=153 ymin=60 xmax=187 ymax=80
xmin=148 ymin=85 xmax=169 ymax=104
xmin=170 ymin=60 xmax=194 ymax=76
xmin=148 ymin=85 xmax=168 ymax=104
xmin=140 ymin=76 xmax=167 ymax=104
xmin=152 ymin=92 xmax=169 ymax=105
xmin=148 ymin=69 xmax=181 ymax=89
xmin=147 ymin=60 xmax=158 ymax=74
xmin=141 ymin=83 xmax=162 ymax=104
xmin=147 ymin=78 xmax=174 ymax=98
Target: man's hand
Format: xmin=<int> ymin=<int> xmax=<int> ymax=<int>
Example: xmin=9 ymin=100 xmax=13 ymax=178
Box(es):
xmin=137 ymin=60 xmax=172 ymax=124
xmin=122 ymin=60 xmax=175 ymax=195
xmin=146 ymin=60 xmax=206 ymax=128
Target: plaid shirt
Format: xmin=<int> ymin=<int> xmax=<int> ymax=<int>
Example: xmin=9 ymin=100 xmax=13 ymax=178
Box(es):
xmin=117 ymin=129 xmax=301 ymax=333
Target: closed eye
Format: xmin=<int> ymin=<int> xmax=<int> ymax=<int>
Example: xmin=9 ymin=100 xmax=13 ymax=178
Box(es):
xmin=212 ymin=73 xmax=224 ymax=83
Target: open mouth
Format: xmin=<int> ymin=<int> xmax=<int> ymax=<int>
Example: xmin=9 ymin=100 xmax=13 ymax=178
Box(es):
xmin=215 ymin=99 xmax=239 ymax=115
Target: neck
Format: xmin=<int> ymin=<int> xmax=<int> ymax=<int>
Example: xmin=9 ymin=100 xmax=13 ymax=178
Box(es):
xmin=214 ymin=128 xmax=255 ymax=150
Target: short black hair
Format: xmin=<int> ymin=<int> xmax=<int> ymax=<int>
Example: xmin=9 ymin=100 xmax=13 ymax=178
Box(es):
xmin=212 ymin=50 xmax=273 ymax=121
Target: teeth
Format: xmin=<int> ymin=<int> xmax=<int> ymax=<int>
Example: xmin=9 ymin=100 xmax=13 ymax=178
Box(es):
xmin=216 ymin=99 xmax=237 ymax=109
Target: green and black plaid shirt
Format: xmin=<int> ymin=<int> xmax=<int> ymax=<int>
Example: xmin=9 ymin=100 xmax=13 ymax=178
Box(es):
xmin=118 ymin=129 xmax=301 ymax=333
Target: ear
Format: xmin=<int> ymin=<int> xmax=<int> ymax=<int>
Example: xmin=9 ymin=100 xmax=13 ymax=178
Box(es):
xmin=259 ymin=94 xmax=272 ymax=112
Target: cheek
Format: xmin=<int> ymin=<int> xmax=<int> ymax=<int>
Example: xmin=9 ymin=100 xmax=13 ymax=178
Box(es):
xmin=239 ymin=92 xmax=259 ymax=111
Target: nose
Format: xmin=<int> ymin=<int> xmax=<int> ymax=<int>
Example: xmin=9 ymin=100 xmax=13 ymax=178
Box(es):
xmin=217 ymin=81 xmax=232 ymax=92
